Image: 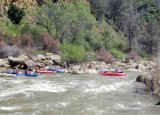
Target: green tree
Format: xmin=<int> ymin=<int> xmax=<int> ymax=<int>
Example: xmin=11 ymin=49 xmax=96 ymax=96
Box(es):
xmin=7 ymin=4 xmax=25 ymax=24
xmin=59 ymin=42 xmax=87 ymax=62
xmin=34 ymin=0 xmax=95 ymax=44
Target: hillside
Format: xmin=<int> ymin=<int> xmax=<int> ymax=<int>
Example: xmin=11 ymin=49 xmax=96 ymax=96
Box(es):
xmin=0 ymin=0 xmax=160 ymax=63
xmin=0 ymin=0 xmax=37 ymax=19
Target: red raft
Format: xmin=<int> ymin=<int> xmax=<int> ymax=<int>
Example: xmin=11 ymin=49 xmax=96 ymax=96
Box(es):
xmin=100 ymin=72 xmax=126 ymax=77
xmin=36 ymin=70 xmax=57 ymax=74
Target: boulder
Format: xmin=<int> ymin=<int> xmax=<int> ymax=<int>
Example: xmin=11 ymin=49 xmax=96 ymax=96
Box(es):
xmin=36 ymin=54 xmax=45 ymax=60
xmin=143 ymin=74 xmax=153 ymax=92
xmin=45 ymin=53 xmax=61 ymax=63
xmin=44 ymin=60 xmax=54 ymax=65
xmin=25 ymin=60 xmax=37 ymax=68
xmin=8 ymin=56 xmax=25 ymax=63
xmin=115 ymin=61 xmax=126 ymax=67
xmin=70 ymin=70 xmax=85 ymax=75
xmin=124 ymin=64 xmax=133 ymax=69
xmin=84 ymin=69 xmax=97 ymax=74
xmin=8 ymin=56 xmax=25 ymax=68
xmin=0 ymin=59 xmax=7 ymax=67
xmin=136 ymin=72 xmax=148 ymax=82
xmin=138 ymin=64 xmax=147 ymax=70
xmin=31 ymin=56 xmax=38 ymax=62
xmin=126 ymin=68 xmax=141 ymax=72
xmin=72 ymin=65 xmax=82 ymax=70
xmin=19 ymin=55 xmax=29 ymax=61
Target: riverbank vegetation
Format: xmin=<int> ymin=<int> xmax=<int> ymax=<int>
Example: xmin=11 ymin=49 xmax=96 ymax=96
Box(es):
xmin=0 ymin=0 xmax=160 ymax=63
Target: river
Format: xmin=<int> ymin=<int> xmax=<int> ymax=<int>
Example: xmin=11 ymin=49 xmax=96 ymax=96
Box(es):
xmin=0 ymin=72 xmax=159 ymax=115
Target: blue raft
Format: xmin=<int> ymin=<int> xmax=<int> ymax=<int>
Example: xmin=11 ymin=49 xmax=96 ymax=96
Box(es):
xmin=7 ymin=72 xmax=38 ymax=77
xmin=49 ymin=68 xmax=65 ymax=73
xmin=16 ymin=73 xmax=38 ymax=77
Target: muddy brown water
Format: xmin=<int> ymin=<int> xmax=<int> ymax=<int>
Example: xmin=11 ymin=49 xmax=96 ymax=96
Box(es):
xmin=0 ymin=72 xmax=159 ymax=115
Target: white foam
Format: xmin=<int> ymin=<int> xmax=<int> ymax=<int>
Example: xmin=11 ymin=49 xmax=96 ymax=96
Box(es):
xmin=24 ymin=83 xmax=68 ymax=93
xmin=0 ymin=81 xmax=68 ymax=100
xmin=113 ymin=103 xmax=126 ymax=110
xmin=83 ymin=82 xmax=131 ymax=93
xmin=0 ymin=106 xmax=21 ymax=110
xmin=85 ymin=105 xmax=103 ymax=115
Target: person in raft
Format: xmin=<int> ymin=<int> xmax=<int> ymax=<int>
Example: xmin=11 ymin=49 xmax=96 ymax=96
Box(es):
xmin=114 ymin=68 xmax=123 ymax=73
xmin=24 ymin=69 xmax=29 ymax=74
xmin=14 ymin=68 xmax=22 ymax=74
xmin=88 ymin=63 xmax=94 ymax=69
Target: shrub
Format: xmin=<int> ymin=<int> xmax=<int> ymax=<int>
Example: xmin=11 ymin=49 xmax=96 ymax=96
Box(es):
xmin=140 ymin=51 xmax=150 ymax=59
xmin=21 ymin=33 xmax=34 ymax=47
xmin=0 ymin=42 xmax=20 ymax=58
xmin=7 ymin=4 xmax=25 ymax=24
xmin=0 ymin=31 xmax=20 ymax=45
xmin=97 ymin=49 xmax=114 ymax=63
xmin=128 ymin=51 xmax=140 ymax=60
xmin=59 ymin=42 xmax=87 ymax=63
xmin=21 ymin=24 xmax=45 ymax=45
xmin=41 ymin=33 xmax=59 ymax=53
xmin=110 ymin=48 xmax=124 ymax=59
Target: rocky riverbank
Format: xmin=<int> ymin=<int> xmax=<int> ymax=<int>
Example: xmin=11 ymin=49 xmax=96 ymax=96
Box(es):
xmin=136 ymin=71 xmax=160 ymax=98
xmin=0 ymin=52 xmax=157 ymax=74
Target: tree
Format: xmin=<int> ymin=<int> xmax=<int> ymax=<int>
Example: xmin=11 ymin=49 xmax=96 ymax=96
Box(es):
xmin=145 ymin=20 xmax=160 ymax=54
xmin=34 ymin=0 xmax=95 ymax=43
xmin=7 ymin=4 xmax=25 ymax=24
xmin=122 ymin=0 xmax=141 ymax=51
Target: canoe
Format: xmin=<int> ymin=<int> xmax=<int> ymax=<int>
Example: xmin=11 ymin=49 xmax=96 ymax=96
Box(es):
xmin=36 ymin=70 xmax=57 ymax=74
xmin=100 ymin=72 xmax=126 ymax=76
xmin=49 ymin=68 xmax=65 ymax=73
xmin=16 ymin=73 xmax=38 ymax=77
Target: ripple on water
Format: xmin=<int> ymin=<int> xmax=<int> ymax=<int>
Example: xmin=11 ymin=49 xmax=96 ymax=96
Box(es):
xmin=0 ymin=80 xmax=68 ymax=101
xmin=82 ymin=81 xmax=132 ymax=94
xmin=0 ymin=106 xmax=21 ymax=111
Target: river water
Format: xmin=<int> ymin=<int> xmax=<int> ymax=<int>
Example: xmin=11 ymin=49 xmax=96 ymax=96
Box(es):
xmin=0 ymin=72 xmax=159 ymax=115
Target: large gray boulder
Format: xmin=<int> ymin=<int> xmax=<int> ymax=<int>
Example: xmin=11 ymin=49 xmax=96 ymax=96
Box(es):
xmin=45 ymin=53 xmax=61 ymax=63
xmin=72 ymin=65 xmax=82 ymax=70
xmin=84 ymin=69 xmax=97 ymax=74
xmin=0 ymin=59 xmax=7 ymax=67
xmin=8 ymin=56 xmax=25 ymax=64
xmin=136 ymin=72 xmax=148 ymax=82
xmin=19 ymin=55 xmax=29 ymax=61
xmin=138 ymin=64 xmax=147 ymax=70
xmin=25 ymin=60 xmax=37 ymax=68
xmin=36 ymin=54 xmax=45 ymax=60
xmin=70 ymin=70 xmax=85 ymax=75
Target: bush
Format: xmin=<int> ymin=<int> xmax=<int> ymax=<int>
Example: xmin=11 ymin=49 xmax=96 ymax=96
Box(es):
xmin=0 ymin=42 xmax=20 ymax=58
xmin=59 ymin=42 xmax=87 ymax=63
xmin=7 ymin=4 xmax=25 ymax=24
xmin=97 ymin=49 xmax=114 ymax=63
xmin=41 ymin=33 xmax=59 ymax=53
xmin=140 ymin=51 xmax=150 ymax=59
xmin=110 ymin=48 xmax=124 ymax=58
xmin=21 ymin=33 xmax=34 ymax=47
xmin=21 ymin=24 xmax=45 ymax=45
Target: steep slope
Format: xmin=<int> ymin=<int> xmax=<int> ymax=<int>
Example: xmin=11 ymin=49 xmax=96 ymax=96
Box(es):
xmin=0 ymin=0 xmax=37 ymax=19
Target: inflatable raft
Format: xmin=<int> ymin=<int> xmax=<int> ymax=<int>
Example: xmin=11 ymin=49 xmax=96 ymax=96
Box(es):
xmin=35 ymin=70 xmax=57 ymax=74
xmin=16 ymin=73 xmax=38 ymax=77
xmin=49 ymin=68 xmax=65 ymax=73
xmin=6 ymin=72 xmax=38 ymax=77
xmin=100 ymin=72 xmax=126 ymax=77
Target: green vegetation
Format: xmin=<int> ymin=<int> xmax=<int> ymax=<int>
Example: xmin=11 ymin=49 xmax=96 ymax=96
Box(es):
xmin=59 ymin=42 xmax=87 ymax=63
xmin=110 ymin=48 xmax=125 ymax=59
xmin=0 ymin=0 xmax=160 ymax=62
xmin=7 ymin=4 xmax=25 ymax=24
